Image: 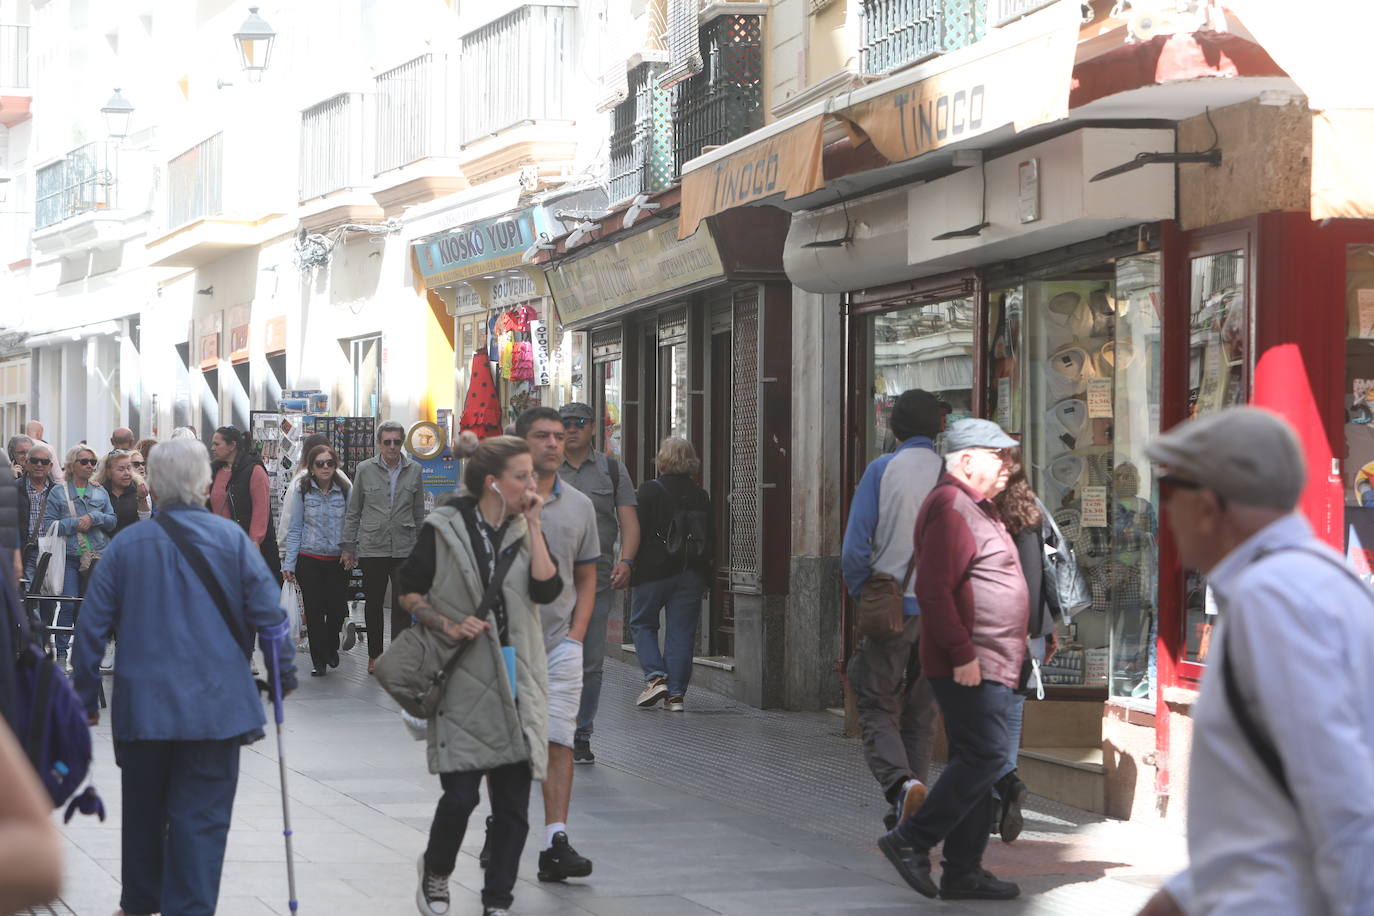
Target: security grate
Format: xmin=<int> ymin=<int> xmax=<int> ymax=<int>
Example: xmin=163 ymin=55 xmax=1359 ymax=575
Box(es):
xmin=608 ymin=63 xmax=675 ymax=205
xmin=671 ymin=15 xmax=763 ymax=178
xmin=591 ymin=325 xmax=623 ymax=360
xmin=729 ymin=288 xmax=761 ymax=589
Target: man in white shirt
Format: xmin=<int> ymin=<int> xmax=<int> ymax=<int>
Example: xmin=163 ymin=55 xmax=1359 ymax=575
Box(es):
xmin=1139 ymin=407 xmax=1374 ymax=916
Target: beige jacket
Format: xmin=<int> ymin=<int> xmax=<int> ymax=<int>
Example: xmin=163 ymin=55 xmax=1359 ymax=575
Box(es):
xmin=423 ymin=504 xmax=548 ymax=779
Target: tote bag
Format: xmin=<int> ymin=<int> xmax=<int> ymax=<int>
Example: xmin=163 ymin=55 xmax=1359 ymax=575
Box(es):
xmin=37 ymin=523 xmax=66 ymax=594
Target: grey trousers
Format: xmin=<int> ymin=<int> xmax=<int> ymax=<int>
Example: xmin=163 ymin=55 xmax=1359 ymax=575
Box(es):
xmin=847 ymin=614 xmax=939 ymax=799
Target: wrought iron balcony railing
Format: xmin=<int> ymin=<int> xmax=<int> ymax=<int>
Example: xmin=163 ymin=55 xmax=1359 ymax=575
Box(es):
xmin=375 ymin=54 xmax=451 ymax=175
xmin=300 ymin=93 xmax=356 ymax=201
xmin=607 ymin=63 xmax=674 ymax=206
xmin=35 ymin=142 xmax=116 ymax=230
xmin=460 ymin=5 xmax=574 ymax=146
xmin=859 ymin=0 xmax=988 ymax=75
xmin=671 ymin=14 xmax=763 ymax=179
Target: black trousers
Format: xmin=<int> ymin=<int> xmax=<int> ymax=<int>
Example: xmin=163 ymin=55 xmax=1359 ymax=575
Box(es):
xmin=296 ymin=555 xmax=348 ymax=670
xmin=424 ymin=762 xmax=532 ymax=909
xmin=359 ymin=556 xmax=409 ymax=658
xmin=897 ymin=677 xmax=1015 ymax=875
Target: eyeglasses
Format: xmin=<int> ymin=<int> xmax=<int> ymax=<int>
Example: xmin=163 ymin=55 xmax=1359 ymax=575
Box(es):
xmin=27 ymin=457 xmax=51 ymax=466
xmin=314 ymin=459 xmax=336 ymax=468
xmin=76 ymin=458 xmax=98 ymax=467
xmin=562 ymin=418 xmax=590 ymax=429
xmin=381 ymin=438 xmax=403 ymax=446
xmin=131 ymin=461 xmax=145 ymax=469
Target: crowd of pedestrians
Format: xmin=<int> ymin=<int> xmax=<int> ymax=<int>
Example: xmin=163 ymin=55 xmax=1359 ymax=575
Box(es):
xmin=3 ymin=394 xmax=1371 ymax=915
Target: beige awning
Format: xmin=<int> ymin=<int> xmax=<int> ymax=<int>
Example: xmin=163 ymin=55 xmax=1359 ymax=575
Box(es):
xmin=1225 ymin=0 xmax=1374 ymax=219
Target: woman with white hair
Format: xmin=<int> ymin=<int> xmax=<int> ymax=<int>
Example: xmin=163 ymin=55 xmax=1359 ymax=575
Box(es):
xmin=71 ymin=438 xmax=298 ymax=916
xmin=42 ymin=443 xmax=116 ymax=662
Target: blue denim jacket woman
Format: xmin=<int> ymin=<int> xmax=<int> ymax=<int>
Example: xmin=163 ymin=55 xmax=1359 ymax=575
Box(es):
xmin=281 ymin=477 xmax=349 ymax=574
xmin=41 ymin=445 xmax=117 ymax=658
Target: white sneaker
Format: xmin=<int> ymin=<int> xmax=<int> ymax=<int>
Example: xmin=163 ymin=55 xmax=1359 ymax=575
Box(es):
xmin=415 ymin=853 xmax=450 ymax=915
xmin=400 ymin=711 xmax=428 ymax=742
xmin=636 ymin=675 xmax=668 ymax=708
xmin=100 ymin=639 xmax=117 ymax=672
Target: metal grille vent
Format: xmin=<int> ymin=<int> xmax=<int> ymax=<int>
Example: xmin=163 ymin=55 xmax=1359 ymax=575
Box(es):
xmin=729 ymin=289 xmax=761 ymax=588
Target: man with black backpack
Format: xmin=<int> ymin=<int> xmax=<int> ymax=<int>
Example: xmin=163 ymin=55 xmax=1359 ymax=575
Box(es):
xmin=1137 ymin=407 xmax=1374 ymax=916
xmin=627 ymin=437 xmax=712 ymax=712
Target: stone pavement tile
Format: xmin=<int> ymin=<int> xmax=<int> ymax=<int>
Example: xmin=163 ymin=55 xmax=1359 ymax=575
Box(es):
xmin=570 ymin=896 xmax=724 ymax=916
xmin=683 ymin=884 xmax=922 ymax=915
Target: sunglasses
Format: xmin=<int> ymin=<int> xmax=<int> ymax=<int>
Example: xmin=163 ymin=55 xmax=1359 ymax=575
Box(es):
xmin=314 ymin=459 xmax=336 ymax=468
xmin=562 ymin=418 xmax=590 ymax=428
xmin=381 ymin=438 xmax=403 ymax=446
xmin=131 ymin=461 xmax=145 ymax=468
xmin=28 ymin=457 xmax=51 ymax=466
xmin=76 ymin=458 xmax=98 ymax=467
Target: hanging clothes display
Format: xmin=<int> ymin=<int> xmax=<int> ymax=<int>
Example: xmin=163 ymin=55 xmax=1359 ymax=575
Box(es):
xmin=460 ymin=350 xmax=503 ymax=440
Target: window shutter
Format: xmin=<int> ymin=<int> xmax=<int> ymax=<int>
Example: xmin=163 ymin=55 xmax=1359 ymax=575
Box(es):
xmin=598 ymin=0 xmax=670 ymax=113
xmin=657 ymin=0 xmax=703 ymax=91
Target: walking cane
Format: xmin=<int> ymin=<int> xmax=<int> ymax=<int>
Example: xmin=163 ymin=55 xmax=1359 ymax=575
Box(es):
xmin=258 ymin=618 xmax=300 ymax=913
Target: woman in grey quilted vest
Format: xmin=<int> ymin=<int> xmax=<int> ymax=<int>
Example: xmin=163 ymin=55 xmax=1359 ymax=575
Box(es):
xmin=395 ymin=436 xmax=560 ymax=916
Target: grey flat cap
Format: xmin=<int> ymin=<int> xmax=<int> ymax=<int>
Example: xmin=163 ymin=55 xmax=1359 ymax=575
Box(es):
xmin=1145 ymin=406 xmax=1304 ymax=512
xmin=558 ymin=402 xmax=594 ymax=420
xmin=944 ymin=418 xmax=1017 ymax=452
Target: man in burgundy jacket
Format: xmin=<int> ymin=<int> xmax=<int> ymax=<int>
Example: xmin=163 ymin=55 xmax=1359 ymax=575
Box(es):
xmin=878 ymin=418 xmax=1029 ymax=902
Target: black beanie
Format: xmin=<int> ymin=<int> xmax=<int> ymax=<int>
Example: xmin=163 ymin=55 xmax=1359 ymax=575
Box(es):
xmin=889 ymin=389 xmax=948 ymax=442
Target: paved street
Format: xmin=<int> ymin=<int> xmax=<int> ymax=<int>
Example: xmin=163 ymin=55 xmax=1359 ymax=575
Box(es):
xmin=52 ymin=646 xmax=1186 ymax=915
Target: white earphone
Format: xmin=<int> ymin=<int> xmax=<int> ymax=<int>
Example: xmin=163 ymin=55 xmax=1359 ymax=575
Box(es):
xmin=490 ymin=482 xmax=500 ymax=493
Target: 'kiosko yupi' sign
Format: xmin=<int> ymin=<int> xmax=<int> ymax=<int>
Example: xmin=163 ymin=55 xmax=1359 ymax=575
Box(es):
xmin=546 ymin=218 xmax=725 ymax=325
xmin=413 ymin=209 xmax=545 ymax=288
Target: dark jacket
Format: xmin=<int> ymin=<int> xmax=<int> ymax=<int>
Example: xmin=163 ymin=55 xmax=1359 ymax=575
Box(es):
xmin=1012 ymin=523 xmax=1058 ymax=640
xmin=108 ymin=485 xmax=142 ymax=537
xmin=914 ymin=473 xmax=1029 ymax=688
xmin=631 ymin=474 xmax=713 ymax=585
xmin=215 ymin=458 xmax=281 ymax=583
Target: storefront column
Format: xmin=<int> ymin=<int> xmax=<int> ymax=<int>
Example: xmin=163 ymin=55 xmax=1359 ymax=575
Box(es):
xmin=786 ymin=287 xmax=845 ymax=710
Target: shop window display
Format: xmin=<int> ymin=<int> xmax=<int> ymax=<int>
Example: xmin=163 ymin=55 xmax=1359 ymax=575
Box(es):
xmin=1182 ymin=249 xmax=1247 ymax=665
xmin=599 ymin=359 xmax=624 ymax=458
xmin=862 ymin=298 xmax=975 ymax=464
xmin=1344 ymin=245 xmax=1374 ymax=585
xmin=661 ymin=343 xmax=689 ymax=439
xmin=1002 ymin=253 xmax=1163 ymax=700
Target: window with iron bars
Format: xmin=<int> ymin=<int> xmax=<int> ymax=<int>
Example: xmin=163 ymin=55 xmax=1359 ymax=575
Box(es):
xmin=35 ymin=142 xmax=116 ymax=230
xmin=460 ymin=5 xmax=573 ymax=147
xmin=671 ymin=15 xmax=762 ymax=179
xmin=300 ymin=94 xmax=355 ymax=201
xmin=607 ymin=63 xmax=674 ymax=206
xmin=168 ymin=134 xmax=223 ymax=230
xmin=375 ymin=54 xmax=439 ymax=175
xmin=859 ymin=0 xmax=988 ymax=76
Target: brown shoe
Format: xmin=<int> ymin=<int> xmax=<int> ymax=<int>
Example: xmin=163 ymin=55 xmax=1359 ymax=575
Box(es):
xmin=367 ymin=658 xmax=377 ymax=675
xmin=899 ymin=779 xmax=928 ymax=823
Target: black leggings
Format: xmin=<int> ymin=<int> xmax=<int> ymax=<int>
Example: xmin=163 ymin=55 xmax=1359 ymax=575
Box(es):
xmin=295 ymin=555 xmax=347 ymax=669
xmin=424 ymin=763 xmax=532 ymax=910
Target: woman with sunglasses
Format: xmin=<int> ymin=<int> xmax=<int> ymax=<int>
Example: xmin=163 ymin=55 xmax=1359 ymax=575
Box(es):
xmin=95 ymin=449 xmax=151 ymax=538
xmin=42 ymin=445 xmax=117 ymax=663
xmin=209 ymin=425 xmax=282 ymax=586
xmin=283 ymin=444 xmax=352 ymax=676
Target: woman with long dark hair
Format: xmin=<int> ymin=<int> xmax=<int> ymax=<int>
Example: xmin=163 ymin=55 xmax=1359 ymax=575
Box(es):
xmin=991 ymin=447 xmax=1060 ymax=843
xmin=209 ymin=426 xmax=281 ymax=584
xmin=283 ymin=443 xmax=351 ymax=677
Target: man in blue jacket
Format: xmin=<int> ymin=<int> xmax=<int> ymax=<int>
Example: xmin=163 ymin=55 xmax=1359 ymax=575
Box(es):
xmin=73 ymin=438 xmax=297 ymax=916
xmin=842 ymin=389 xmax=948 ymax=831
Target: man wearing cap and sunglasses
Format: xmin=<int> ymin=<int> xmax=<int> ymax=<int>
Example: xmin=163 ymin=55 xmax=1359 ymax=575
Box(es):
xmin=341 ymin=420 xmax=426 ymax=673
xmin=1137 ymin=407 xmax=1374 ymax=916
xmin=879 ymin=417 xmax=1028 ymax=902
xmin=556 ymin=402 xmax=639 ymax=765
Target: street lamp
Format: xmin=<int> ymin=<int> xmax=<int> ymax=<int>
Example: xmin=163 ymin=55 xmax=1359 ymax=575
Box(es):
xmin=101 ymin=88 xmax=134 ymax=140
xmin=233 ymin=7 xmax=276 ymax=81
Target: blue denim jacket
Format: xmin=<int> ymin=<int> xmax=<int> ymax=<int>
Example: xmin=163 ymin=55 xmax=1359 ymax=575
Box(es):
xmin=42 ymin=481 xmax=117 ymax=557
xmin=71 ymin=504 xmax=298 ymax=741
xmin=282 ymin=479 xmax=348 ymax=572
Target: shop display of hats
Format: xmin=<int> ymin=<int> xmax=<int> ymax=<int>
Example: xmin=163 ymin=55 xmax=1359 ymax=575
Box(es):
xmin=1046 ymin=398 xmax=1089 ymax=451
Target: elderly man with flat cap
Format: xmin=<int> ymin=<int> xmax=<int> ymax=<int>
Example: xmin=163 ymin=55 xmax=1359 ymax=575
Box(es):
xmin=1138 ymin=407 xmax=1374 ymax=916
xmin=878 ymin=417 xmax=1028 ymax=902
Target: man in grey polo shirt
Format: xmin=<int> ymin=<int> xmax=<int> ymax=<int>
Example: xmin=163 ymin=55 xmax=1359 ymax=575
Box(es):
xmin=517 ymin=407 xmax=600 ymax=883
xmin=557 ymin=402 xmax=640 ymax=765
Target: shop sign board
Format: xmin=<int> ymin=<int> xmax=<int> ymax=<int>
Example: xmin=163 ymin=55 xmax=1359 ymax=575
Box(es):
xmin=546 ymin=218 xmax=725 ymax=325
xmin=413 ymin=208 xmax=545 ymax=288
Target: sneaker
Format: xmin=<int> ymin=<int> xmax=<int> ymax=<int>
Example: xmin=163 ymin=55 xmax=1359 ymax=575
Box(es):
xmin=340 ymin=621 xmax=357 ymax=652
xmin=101 ymin=639 xmax=117 ymax=671
xmin=537 ymin=831 xmax=593 ymax=882
xmin=415 ymin=853 xmax=450 ymax=915
xmin=573 ymin=738 xmax=595 ymax=765
xmin=896 ymin=778 xmax=928 ymax=825
xmin=664 ymin=695 xmax=685 ymax=712
xmin=997 ymin=774 xmax=1027 ymax=843
xmin=478 ymin=815 xmax=493 ymax=869
xmin=939 ymin=867 xmax=1020 ymax=900
xmin=876 ymin=830 xmax=937 ymax=898
xmin=636 ymin=675 xmax=668 ymax=708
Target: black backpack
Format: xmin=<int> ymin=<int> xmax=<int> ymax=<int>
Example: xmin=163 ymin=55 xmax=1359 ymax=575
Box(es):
xmin=652 ymin=479 xmax=710 ymax=566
